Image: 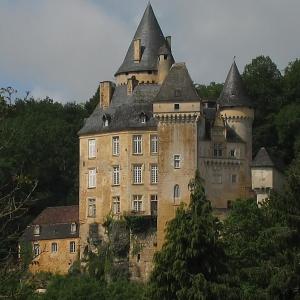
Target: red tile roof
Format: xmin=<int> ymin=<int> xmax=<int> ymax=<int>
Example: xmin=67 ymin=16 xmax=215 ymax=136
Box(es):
xmin=32 ymin=205 xmax=79 ymax=225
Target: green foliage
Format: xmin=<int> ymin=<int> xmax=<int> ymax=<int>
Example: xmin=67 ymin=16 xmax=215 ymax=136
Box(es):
xmin=149 ymin=171 xmax=227 ymax=299
xmin=84 ymin=86 xmax=99 ymax=115
xmin=283 ymin=59 xmax=300 ymax=104
xmin=124 ymin=215 xmax=157 ymax=235
xmin=195 ymin=82 xmax=223 ymax=99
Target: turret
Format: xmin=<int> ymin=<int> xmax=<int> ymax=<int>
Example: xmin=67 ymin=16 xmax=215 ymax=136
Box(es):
xmin=217 ymin=61 xmax=254 ymax=162
xmin=114 ymin=3 xmax=174 ymax=85
xmin=158 ymin=40 xmax=173 ymax=84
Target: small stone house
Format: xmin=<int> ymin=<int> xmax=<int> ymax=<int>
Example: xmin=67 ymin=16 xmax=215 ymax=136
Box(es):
xmin=20 ymin=205 xmax=79 ymax=274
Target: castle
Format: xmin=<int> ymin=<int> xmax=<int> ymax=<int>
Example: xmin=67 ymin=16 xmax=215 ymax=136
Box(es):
xmin=21 ymin=3 xmax=284 ymax=279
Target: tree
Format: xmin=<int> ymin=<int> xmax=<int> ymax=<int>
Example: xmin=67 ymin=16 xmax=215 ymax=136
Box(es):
xmin=195 ymin=82 xmax=223 ymax=100
xmin=149 ymin=172 xmax=228 ymax=300
xmin=283 ymin=59 xmax=300 ymax=104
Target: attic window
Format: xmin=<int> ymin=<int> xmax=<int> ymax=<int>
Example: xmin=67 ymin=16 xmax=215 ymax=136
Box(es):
xmin=102 ymin=114 xmax=111 ymax=127
xmin=174 ymin=104 xmax=180 ymax=110
xmin=71 ymin=223 xmax=77 ymax=234
xmin=33 ymin=225 xmax=40 ymax=236
xmin=175 ymin=89 xmax=182 ymax=97
xmin=140 ymin=112 xmax=147 ymax=124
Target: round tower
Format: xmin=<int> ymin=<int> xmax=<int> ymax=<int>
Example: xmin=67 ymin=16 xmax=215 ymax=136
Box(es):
xmin=218 ymin=61 xmax=254 ymax=162
xmin=158 ymin=41 xmax=173 ymax=84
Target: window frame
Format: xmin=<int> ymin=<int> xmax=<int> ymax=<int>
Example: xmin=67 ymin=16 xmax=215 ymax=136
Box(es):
xmin=132 ymin=135 xmax=143 ymax=155
xmin=87 ymin=198 xmax=96 ymax=218
xmin=174 ymin=155 xmax=181 ymax=169
xmin=133 ymin=164 xmax=143 ymax=184
xmin=112 ymin=136 xmax=120 ymax=156
xmin=150 ymin=135 xmax=158 ymax=155
xmin=213 ymin=143 xmax=223 ymax=158
xmin=150 ymin=164 xmax=158 ymax=184
xmin=231 ymin=174 xmax=237 ymax=184
xmin=51 ymin=242 xmax=58 ymax=253
xmin=33 ymin=225 xmax=40 ymax=236
xmin=150 ymin=194 xmax=158 ymax=216
xmin=70 ymin=222 xmax=77 ymax=234
xmin=33 ymin=243 xmax=40 ymax=257
xmin=112 ymin=165 xmax=120 ymax=186
xmin=88 ymin=168 xmax=96 ymax=188
xmin=173 ymin=184 xmax=180 ymax=199
xmin=70 ymin=241 xmax=76 ymax=253
xmin=112 ymin=196 xmax=121 ymax=215
xmin=132 ymin=195 xmax=143 ymax=212
xmin=88 ymin=139 xmax=96 ymax=159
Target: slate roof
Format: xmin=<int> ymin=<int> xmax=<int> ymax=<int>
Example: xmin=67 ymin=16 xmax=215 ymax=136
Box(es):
xmin=154 ymin=63 xmax=201 ymax=102
xmin=20 ymin=206 xmax=79 ymax=242
xmin=218 ymin=61 xmax=253 ymax=108
xmin=251 ymin=147 xmax=284 ymax=171
xmin=115 ymin=3 xmax=174 ymax=76
xmin=78 ymin=84 xmax=160 ymax=136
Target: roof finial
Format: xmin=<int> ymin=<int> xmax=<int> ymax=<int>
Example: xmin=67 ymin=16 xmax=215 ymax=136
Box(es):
xmin=233 ymin=55 xmax=236 ymax=62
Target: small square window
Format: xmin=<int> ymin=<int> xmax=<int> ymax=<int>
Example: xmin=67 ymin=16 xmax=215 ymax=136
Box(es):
xmin=51 ymin=242 xmax=58 ymax=253
xmin=174 ymin=103 xmax=180 ymax=110
xmin=70 ymin=241 xmax=76 ymax=253
xmin=174 ymin=155 xmax=181 ymax=169
xmin=70 ymin=223 xmax=77 ymax=233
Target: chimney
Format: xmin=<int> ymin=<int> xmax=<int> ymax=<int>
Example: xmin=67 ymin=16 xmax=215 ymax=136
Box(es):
xmin=127 ymin=76 xmax=139 ymax=95
xmin=100 ymin=81 xmax=115 ymax=109
xmin=166 ymin=36 xmax=171 ymax=49
xmin=133 ymin=39 xmax=142 ymax=63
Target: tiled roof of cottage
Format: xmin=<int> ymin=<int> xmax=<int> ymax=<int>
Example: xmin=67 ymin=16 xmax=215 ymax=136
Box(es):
xmin=115 ymin=3 xmax=174 ymax=76
xmin=154 ymin=63 xmax=201 ymax=102
xmin=20 ymin=206 xmax=79 ymax=241
xmin=32 ymin=206 xmax=78 ymax=225
xmin=218 ymin=61 xmax=253 ymax=108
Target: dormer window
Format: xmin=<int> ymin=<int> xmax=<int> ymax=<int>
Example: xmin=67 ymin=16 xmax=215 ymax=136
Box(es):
xmin=102 ymin=114 xmax=111 ymax=127
xmin=33 ymin=225 xmax=40 ymax=236
xmin=71 ymin=222 xmax=77 ymax=234
xmin=140 ymin=112 xmax=147 ymax=124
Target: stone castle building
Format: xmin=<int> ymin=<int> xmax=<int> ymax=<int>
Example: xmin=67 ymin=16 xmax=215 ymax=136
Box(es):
xmin=21 ymin=3 xmax=284 ymax=279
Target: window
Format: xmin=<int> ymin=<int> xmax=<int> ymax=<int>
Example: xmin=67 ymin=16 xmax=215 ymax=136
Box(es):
xmin=227 ymin=200 xmax=233 ymax=209
xmin=132 ymin=195 xmax=143 ymax=212
xmin=88 ymin=198 xmax=96 ymax=217
xmin=150 ymin=135 xmax=158 ymax=154
xmin=140 ymin=113 xmax=147 ymax=124
xmin=70 ymin=223 xmax=77 ymax=233
xmin=174 ymin=155 xmax=181 ymax=169
xmin=51 ymin=242 xmax=58 ymax=253
xmin=88 ymin=168 xmax=96 ymax=188
xmin=133 ymin=164 xmax=143 ymax=184
xmin=213 ymin=143 xmax=223 ymax=157
xmin=213 ymin=174 xmax=222 ymax=184
xmin=33 ymin=243 xmax=40 ymax=257
xmin=174 ymin=103 xmax=180 ymax=110
xmin=112 ymin=196 xmax=120 ymax=215
xmin=230 ymin=149 xmax=235 ymax=158
xmin=33 ymin=225 xmax=40 ymax=236
xmin=112 ymin=136 xmax=120 ymax=156
xmin=112 ymin=165 xmax=120 ymax=185
xmin=150 ymin=164 xmax=158 ymax=184
xmin=133 ymin=135 xmax=142 ymax=154
xmin=150 ymin=194 xmax=158 ymax=216
xmin=88 ymin=139 xmax=96 ymax=158
xmin=70 ymin=241 xmax=76 ymax=253
xmin=174 ymin=184 xmax=180 ymax=199
xmin=231 ymin=174 xmax=237 ymax=184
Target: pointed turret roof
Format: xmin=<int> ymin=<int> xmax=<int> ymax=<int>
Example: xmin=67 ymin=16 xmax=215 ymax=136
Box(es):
xmin=218 ymin=61 xmax=252 ymax=108
xmin=115 ymin=3 xmax=173 ymax=76
xmin=154 ymin=63 xmax=200 ymax=102
xmin=252 ymin=147 xmax=275 ymax=168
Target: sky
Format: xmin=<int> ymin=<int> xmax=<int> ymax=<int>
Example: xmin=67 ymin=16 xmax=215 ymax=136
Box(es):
xmin=0 ymin=0 xmax=299 ymax=103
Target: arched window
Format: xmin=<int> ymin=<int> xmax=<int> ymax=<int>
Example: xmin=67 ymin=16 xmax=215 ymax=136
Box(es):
xmin=173 ymin=184 xmax=180 ymax=201
xmin=102 ymin=114 xmax=111 ymax=127
xmin=140 ymin=112 xmax=147 ymax=124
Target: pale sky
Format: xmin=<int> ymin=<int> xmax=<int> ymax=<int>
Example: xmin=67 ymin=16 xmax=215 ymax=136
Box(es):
xmin=0 ymin=0 xmax=299 ymax=102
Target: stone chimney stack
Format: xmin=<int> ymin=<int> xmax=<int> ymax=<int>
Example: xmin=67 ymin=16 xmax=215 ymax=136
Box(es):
xmin=133 ymin=39 xmax=142 ymax=63
xmin=127 ymin=76 xmax=139 ymax=95
xmin=100 ymin=81 xmax=115 ymax=109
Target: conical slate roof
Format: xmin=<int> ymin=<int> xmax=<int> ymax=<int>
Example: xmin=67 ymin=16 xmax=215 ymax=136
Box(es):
xmin=115 ymin=3 xmax=173 ymax=76
xmin=154 ymin=63 xmax=200 ymax=102
xmin=252 ymin=147 xmax=275 ymax=168
xmin=218 ymin=61 xmax=252 ymax=108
